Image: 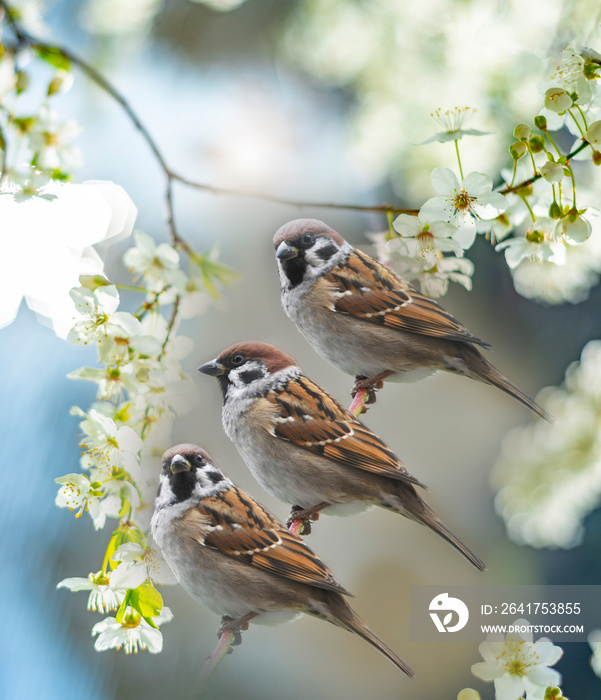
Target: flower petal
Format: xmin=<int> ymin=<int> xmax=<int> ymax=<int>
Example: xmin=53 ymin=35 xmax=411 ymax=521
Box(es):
xmin=431 ymin=167 xmax=460 ymax=195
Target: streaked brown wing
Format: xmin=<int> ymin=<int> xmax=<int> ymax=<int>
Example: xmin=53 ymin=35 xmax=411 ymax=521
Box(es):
xmin=268 ymin=375 xmax=424 ymax=487
xmin=194 ymin=489 xmax=347 ymax=594
xmin=329 ymin=248 xmax=490 ymax=348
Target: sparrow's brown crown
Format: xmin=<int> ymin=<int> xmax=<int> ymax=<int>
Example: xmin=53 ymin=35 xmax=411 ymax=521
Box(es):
xmin=216 ymin=341 xmax=299 ymax=375
xmin=273 ymin=219 xmax=345 ymax=249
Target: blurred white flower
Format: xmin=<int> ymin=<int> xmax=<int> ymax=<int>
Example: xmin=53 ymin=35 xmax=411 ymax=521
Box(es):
xmin=189 ymin=0 xmax=248 ymax=10
xmin=92 ymin=607 xmax=173 ymax=654
xmin=0 ymin=51 xmax=17 ymax=99
xmin=28 ymin=105 xmax=82 ymax=171
xmin=0 ymin=181 xmax=136 ymax=337
xmin=420 ymin=168 xmax=507 ymax=248
xmin=4 ymin=0 xmax=47 ymax=35
xmin=540 ymin=161 xmax=565 ymax=183
xmin=58 ymin=571 xmax=123 ymax=613
xmin=589 ymin=629 xmax=601 ymax=678
xmin=80 ymin=0 xmax=162 ymax=36
xmin=511 ymin=235 xmax=601 ymax=304
xmin=494 ymin=340 xmax=601 ymax=547
xmin=471 ymin=619 xmax=562 ymax=700
xmin=556 ymin=209 xmax=593 ymax=244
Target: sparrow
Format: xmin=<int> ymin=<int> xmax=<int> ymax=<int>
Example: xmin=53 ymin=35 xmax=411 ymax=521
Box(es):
xmin=198 ymin=342 xmax=485 ymax=571
xmin=272 ymin=218 xmax=549 ymax=420
xmin=151 ymin=444 xmax=413 ymax=676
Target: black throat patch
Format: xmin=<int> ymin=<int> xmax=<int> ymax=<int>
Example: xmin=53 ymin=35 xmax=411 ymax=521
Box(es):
xmin=281 ymin=256 xmax=307 ymax=288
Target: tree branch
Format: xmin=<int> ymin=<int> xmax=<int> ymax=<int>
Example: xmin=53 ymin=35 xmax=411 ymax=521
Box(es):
xmin=0 ymin=0 xmax=414 ymax=251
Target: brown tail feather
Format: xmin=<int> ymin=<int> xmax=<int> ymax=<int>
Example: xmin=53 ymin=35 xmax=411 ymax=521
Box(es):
xmin=327 ymin=595 xmax=414 ymax=677
xmin=420 ymin=511 xmax=486 ymax=572
xmin=387 ymin=488 xmax=486 ymax=572
xmin=450 ymin=345 xmax=551 ymax=422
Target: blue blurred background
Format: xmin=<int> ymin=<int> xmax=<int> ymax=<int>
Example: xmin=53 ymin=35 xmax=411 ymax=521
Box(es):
xmin=3 ymin=1 xmax=601 ymax=698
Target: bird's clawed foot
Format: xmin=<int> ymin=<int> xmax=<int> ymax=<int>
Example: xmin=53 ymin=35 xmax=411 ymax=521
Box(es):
xmin=217 ymin=613 xmax=257 ymax=648
xmin=286 ymin=503 xmax=330 ymax=535
xmin=351 ymin=372 xmax=394 ymax=405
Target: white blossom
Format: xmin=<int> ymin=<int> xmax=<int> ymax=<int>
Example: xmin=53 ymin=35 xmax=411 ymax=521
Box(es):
xmin=420 ymin=168 xmax=507 ymax=248
xmin=589 ymin=629 xmax=601 ymax=678
xmin=471 ymin=619 xmax=563 ymax=700
xmin=72 ymin=408 xmax=142 ymax=476
xmin=556 ymin=210 xmax=593 ymax=244
xmin=28 ymin=105 xmax=82 ymax=172
xmin=392 ymin=213 xmax=463 ymax=264
xmin=55 ymin=473 xmax=106 ymax=529
xmin=58 ymin=571 xmax=123 ymax=613
xmin=494 ymin=341 xmax=601 ymax=547
xmin=110 ymin=542 xmax=178 ymax=589
xmin=419 ymin=106 xmax=492 ymax=144
xmin=92 ymin=607 xmax=173 ymax=654
xmin=67 ymin=286 xmax=143 ymax=360
xmin=496 ymin=225 xmax=563 ymax=270
xmin=123 ymin=231 xmax=185 ymax=292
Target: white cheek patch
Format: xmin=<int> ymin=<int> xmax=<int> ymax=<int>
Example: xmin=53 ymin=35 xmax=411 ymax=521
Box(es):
xmin=192 ymin=473 xmax=232 ymax=500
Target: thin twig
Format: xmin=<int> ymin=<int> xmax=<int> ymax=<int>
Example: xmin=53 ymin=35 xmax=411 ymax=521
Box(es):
xmin=0 ymin=1 xmax=413 ymax=246
xmin=198 ymin=629 xmax=236 ymax=687
xmin=499 ymin=140 xmax=591 ymax=195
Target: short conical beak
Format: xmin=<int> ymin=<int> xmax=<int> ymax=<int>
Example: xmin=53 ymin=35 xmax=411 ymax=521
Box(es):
xmin=276 ymin=241 xmax=298 ymax=260
xmin=198 ymin=360 xmax=226 ymax=377
xmin=170 ymin=454 xmax=191 ymax=474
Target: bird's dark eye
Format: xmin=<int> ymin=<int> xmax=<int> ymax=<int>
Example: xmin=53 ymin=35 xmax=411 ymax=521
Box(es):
xmin=162 ymin=461 xmax=169 ymax=471
xmin=231 ymin=353 xmax=245 ymax=366
xmin=302 ymin=233 xmax=313 ymax=245
xmin=195 ymin=454 xmax=205 ymax=465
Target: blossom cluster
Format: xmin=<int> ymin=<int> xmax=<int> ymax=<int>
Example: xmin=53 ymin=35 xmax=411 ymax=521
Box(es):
xmin=494 ymin=340 xmax=601 ymax=548
xmin=368 ymin=41 xmax=601 ymax=300
xmin=55 ymin=231 xmax=234 ymax=654
xmin=0 ymin=1 xmax=82 ymax=199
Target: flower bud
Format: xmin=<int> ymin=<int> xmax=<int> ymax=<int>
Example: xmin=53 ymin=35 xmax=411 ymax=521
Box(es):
xmin=592 ymin=150 xmax=601 ymax=166
xmin=534 ymin=115 xmax=548 ymax=131
xmin=510 ymin=141 xmax=527 ymax=159
xmin=457 ymin=690 xmax=480 ymax=700
xmin=544 ymin=87 xmax=573 ymax=113
xmin=586 ymin=120 xmax=601 ymax=145
xmin=513 ymin=123 xmax=532 ymax=141
xmin=529 ymin=134 xmax=545 ymax=152
xmin=79 ymin=274 xmax=111 ymax=291
xmin=549 ymin=201 xmax=562 ymax=219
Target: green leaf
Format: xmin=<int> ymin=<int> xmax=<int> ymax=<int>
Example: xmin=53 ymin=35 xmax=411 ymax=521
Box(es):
xmin=106 ymin=523 xmax=145 ymax=569
xmin=116 ymin=593 xmax=130 ymax=624
xmin=195 ymin=253 xmax=241 ymax=300
xmin=118 ymin=495 xmax=131 ymax=520
xmin=129 ymin=583 xmax=163 ymax=628
xmin=36 ymin=46 xmax=71 ymax=72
